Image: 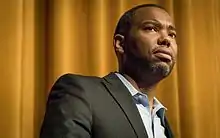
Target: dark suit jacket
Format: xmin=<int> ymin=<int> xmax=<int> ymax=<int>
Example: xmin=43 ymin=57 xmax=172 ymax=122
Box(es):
xmin=40 ymin=72 xmax=173 ymax=138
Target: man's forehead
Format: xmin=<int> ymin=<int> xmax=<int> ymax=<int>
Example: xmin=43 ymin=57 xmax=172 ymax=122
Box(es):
xmin=132 ymin=7 xmax=174 ymax=25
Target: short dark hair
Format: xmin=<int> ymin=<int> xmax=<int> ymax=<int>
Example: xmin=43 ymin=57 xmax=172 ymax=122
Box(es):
xmin=114 ymin=4 xmax=167 ymax=37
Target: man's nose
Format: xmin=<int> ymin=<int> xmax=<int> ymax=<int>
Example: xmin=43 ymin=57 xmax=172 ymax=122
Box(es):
xmin=157 ymin=33 xmax=171 ymax=47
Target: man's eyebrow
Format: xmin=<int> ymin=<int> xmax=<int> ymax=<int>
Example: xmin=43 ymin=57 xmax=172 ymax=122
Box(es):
xmin=168 ymin=25 xmax=176 ymax=31
xmin=141 ymin=19 xmax=176 ymax=31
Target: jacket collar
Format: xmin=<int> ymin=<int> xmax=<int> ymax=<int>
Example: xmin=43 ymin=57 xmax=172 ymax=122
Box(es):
xmin=102 ymin=72 xmax=148 ymax=138
xmin=101 ymin=72 xmax=173 ymax=138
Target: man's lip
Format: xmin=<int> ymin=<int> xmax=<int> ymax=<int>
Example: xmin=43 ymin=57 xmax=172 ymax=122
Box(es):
xmin=153 ymin=48 xmax=173 ymax=61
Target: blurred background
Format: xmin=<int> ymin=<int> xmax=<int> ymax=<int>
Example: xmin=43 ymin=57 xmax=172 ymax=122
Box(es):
xmin=0 ymin=0 xmax=220 ymax=138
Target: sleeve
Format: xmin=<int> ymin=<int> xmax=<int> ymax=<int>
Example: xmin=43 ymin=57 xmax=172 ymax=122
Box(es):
xmin=40 ymin=74 xmax=92 ymax=138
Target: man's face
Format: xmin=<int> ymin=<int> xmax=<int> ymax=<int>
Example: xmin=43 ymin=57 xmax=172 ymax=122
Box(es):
xmin=124 ymin=7 xmax=177 ymax=77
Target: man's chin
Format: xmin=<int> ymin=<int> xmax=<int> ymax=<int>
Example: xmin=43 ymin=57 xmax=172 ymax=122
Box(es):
xmin=151 ymin=62 xmax=172 ymax=77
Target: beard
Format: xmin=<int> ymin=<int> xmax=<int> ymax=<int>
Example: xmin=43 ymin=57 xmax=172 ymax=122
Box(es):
xmin=150 ymin=61 xmax=174 ymax=77
xmin=122 ymin=50 xmax=175 ymax=82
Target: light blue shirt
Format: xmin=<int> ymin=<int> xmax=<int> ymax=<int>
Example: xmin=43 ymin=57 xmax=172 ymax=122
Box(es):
xmin=115 ymin=73 xmax=167 ymax=138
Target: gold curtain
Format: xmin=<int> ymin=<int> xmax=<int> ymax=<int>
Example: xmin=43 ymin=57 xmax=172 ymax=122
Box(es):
xmin=0 ymin=0 xmax=220 ymax=138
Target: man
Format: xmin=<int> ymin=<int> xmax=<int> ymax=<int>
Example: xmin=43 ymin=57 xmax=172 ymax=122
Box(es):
xmin=40 ymin=4 xmax=177 ymax=138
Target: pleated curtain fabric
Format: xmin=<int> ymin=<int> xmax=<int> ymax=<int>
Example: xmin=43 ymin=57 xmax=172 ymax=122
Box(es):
xmin=0 ymin=0 xmax=220 ymax=138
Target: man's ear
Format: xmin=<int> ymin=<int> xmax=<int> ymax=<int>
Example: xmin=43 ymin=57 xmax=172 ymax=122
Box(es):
xmin=113 ymin=34 xmax=125 ymax=54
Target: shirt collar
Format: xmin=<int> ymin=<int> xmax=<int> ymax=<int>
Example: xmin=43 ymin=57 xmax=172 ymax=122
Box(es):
xmin=115 ymin=72 xmax=167 ymax=111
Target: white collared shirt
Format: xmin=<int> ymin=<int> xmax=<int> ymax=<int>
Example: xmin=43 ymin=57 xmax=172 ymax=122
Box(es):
xmin=115 ymin=73 xmax=167 ymax=138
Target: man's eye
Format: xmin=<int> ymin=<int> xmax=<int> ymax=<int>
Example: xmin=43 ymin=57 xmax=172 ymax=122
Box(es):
xmin=169 ymin=33 xmax=177 ymax=38
xmin=143 ymin=26 xmax=157 ymax=32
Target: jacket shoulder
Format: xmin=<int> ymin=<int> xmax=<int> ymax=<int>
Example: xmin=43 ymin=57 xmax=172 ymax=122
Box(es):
xmin=54 ymin=73 xmax=102 ymax=85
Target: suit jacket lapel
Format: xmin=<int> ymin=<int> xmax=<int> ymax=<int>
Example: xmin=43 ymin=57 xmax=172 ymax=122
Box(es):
xmin=102 ymin=72 xmax=148 ymax=138
xmin=156 ymin=109 xmax=173 ymax=138
xmin=164 ymin=117 xmax=173 ymax=138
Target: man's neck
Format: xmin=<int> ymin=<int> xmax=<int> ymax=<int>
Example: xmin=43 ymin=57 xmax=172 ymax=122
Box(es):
xmin=122 ymin=73 xmax=158 ymax=112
